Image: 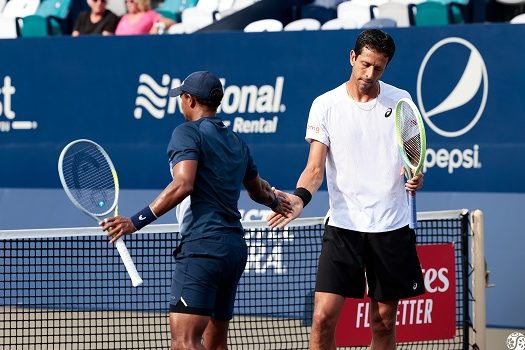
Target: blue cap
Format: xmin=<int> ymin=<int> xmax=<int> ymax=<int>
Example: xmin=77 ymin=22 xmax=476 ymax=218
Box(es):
xmin=169 ymin=71 xmax=223 ymax=101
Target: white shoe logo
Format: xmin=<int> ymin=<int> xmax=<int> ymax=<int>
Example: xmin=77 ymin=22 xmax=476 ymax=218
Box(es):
xmin=139 ymin=215 xmax=147 ymax=221
xmin=413 ymin=283 xmax=418 ymax=290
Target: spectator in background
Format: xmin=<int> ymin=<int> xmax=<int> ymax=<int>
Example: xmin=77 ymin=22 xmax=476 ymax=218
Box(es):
xmin=115 ymin=0 xmax=175 ymax=35
xmin=72 ymin=0 xmax=120 ymax=36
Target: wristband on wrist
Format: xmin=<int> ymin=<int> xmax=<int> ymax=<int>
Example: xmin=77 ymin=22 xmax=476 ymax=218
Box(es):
xmin=130 ymin=205 xmax=158 ymax=231
xmin=293 ymin=187 xmax=312 ymax=207
xmin=268 ymin=193 xmax=279 ymax=210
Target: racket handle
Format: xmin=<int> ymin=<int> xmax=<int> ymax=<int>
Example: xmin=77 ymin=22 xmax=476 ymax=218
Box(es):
xmin=115 ymin=238 xmax=144 ymax=287
xmin=408 ymin=190 xmax=417 ymax=229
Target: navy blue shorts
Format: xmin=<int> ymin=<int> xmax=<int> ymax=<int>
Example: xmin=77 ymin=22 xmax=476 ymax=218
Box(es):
xmin=169 ymin=234 xmax=247 ymax=321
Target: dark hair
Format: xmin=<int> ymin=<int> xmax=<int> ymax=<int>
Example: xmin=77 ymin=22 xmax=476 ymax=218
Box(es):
xmin=194 ymin=87 xmax=224 ymax=110
xmin=354 ymin=29 xmax=396 ymax=63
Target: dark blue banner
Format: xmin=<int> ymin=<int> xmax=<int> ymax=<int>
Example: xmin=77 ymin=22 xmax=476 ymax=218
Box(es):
xmin=0 ymin=24 xmax=522 ymax=192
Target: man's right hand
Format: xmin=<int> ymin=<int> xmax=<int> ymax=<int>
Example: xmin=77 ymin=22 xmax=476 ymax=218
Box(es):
xmin=267 ymin=189 xmax=304 ymax=229
xmin=270 ymin=188 xmax=293 ymax=217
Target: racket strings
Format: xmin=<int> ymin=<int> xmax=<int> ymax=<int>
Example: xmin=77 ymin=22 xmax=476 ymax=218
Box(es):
xmin=400 ymin=104 xmax=422 ymax=167
xmin=61 ymin=144 xmax=116 ymax=215
xmin=403 ymin=136 xmax=421 ymax=166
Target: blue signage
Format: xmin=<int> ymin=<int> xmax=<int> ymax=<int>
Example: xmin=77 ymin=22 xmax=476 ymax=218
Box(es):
xmin=1 ymin=24 xmax=524 ymax=330
xmin=0 ymin=24 xmax=523 ymax=193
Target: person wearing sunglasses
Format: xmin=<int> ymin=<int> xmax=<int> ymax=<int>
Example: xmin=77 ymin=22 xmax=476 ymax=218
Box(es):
xmin=72 ymin=0 xmax=120 ymax=36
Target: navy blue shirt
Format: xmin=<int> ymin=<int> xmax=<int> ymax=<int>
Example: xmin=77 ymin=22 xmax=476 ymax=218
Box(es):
xmin=167 ymin=117 xmax=258 ymax=242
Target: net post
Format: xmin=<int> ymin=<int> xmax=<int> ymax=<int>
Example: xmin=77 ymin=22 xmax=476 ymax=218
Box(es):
xmin=471 ymin=209 xmax=486 ymax=350
xmin=460 ymin=211 xmax=470 ymax=350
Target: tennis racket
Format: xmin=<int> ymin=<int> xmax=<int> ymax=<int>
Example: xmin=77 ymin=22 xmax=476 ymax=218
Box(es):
xmin=394 ymin=98 xmax=427 ymax=229
xmin=58 ymin=139 xmax=143 ymax=287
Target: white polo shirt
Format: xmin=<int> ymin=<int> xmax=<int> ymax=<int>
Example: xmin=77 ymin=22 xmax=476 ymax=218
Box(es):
xmin=305 ymin=81 xmax=411 ymax=232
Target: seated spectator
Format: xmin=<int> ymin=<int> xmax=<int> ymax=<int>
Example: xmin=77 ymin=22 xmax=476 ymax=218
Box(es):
xmin=72 ymin=0 xmax=120 ymax=36
xmin=115 ymin=0 xmax=175 ymax=35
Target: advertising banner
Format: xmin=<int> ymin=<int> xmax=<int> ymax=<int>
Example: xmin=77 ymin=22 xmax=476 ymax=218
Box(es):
xmin=335 ymin=243 xmax=456 ymax=346
xmin=0 ymin=24 xmax=524 ymax=193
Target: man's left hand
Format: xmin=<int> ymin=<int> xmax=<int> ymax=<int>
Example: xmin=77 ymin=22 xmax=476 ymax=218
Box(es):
xmin=405 ymin=173 xmax=424 ymax=192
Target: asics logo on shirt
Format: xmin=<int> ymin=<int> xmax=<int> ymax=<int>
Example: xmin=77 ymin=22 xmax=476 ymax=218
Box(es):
xmin=384 ymin=108 xmax=392 ymax=118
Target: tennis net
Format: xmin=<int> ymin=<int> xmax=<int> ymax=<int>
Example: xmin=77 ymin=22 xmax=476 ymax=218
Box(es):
xmin=0 ymin=210 xmax=485 ymax=349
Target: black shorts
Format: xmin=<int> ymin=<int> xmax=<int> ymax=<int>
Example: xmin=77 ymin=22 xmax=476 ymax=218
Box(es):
xmin=315 ymin=225 xmax=425 ymax=301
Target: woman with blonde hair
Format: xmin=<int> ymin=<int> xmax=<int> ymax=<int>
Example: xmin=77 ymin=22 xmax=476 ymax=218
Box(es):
xmin=115 ymin=0 xmax=175 ymax=35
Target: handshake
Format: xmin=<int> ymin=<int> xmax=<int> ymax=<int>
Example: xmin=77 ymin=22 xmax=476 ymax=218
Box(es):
xmin=266 ymin=187 xmax=312 ymax=229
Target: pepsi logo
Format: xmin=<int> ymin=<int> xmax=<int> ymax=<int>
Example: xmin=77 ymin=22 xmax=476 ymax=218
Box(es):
xmin=416 ymin=37 xmax=488 ymax=138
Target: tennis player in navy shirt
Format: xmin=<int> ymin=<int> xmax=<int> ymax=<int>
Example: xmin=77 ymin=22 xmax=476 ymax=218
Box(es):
xmin=101 ymin=71 xmax=291 ymax=350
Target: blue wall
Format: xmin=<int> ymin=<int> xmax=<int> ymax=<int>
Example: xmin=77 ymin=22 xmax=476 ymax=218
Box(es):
xmin=0 ymin=23 xmax=524 ymax=328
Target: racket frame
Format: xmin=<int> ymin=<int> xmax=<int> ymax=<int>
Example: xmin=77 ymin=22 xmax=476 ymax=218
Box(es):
xmin=394 ymin=98 xmax=427 ymax=177
xmin=58 ymin=139 xmax=143 ymax=287
xmin=394 ymin=98 xmax=427 ymax=229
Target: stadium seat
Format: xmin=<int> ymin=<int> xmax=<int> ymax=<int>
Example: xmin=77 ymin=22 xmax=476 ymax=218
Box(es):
xmin=361 ymin=17 xmax=397 ymax=28
xmin=510 ymin=12 xmax=525 ymax=23
xmin=0 ymin=0 xmax=40 ymax=38
xmin=337 ymin=1 xmax=374 ymax=27
xmin=38 ymin=0 xmax=70 ymax=19
xmin=496 ymin=0 xmax=525 ymax=4
xmin=156 ymin=0 xmax=183 ymax=21
xmin=2 ymin=0 xmax=40 ymax=17
xmin=351 ymin=0 xmax=389 ymax=8
xmin=156 ymin=0 xmax=197 ymax=22
xmin=0 ymin=15 xmax=18 ymax=38
xmin=413 ymin=1 xmax=458 ymax=26
xmin=413 ymin=0 xmax=466 ymax=26
xmin=320 ymin=17 xmax=357 ymax=30
xmin=387 ymin=0 xmax=424 ymax=3
xmin=156 ymin=8 xmax=178 ymax=21
xmin=351 ymin=0 xmax=388 ymax=5
xmin=181 ymin=0 xmax=219 ymax=26
xmin=230 ymin=0 xmax=255 ymax=9
xmin=18 ymin=14 xmax=50 ymax=36
xmin=166 ymin=21 xmax=201 ymax=33
xmin=18 ymin=0 xmax=71 ymax=36
xmin=218 ymin=0 xmax=235 ymax=12
xmin=372 ymin=1 xmax=413 ymax=27
xmin=495 ymin=0 xmax=525 ymax=9
xmin=215 ymin=0 xmax=255 ymax=20
xmin=284 ymin=18 xmax=321 ymax=31
xmin=243 ymin=18 xmax=283 ymax=32
xmin=436 ymin=0 xmax=469 ymax=23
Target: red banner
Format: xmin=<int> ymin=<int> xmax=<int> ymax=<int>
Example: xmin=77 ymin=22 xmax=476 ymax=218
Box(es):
xmin=335 ymin=244 xmax=456 ymax=346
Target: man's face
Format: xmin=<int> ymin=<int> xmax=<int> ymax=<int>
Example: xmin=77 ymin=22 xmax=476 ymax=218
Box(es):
xmin=180 ymin=93 xmax=191 ymax=121
xmin=350 ymin=46 xmax=389 ymax=94
xmin=89 ymin=0 xmax=107 ymax=14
